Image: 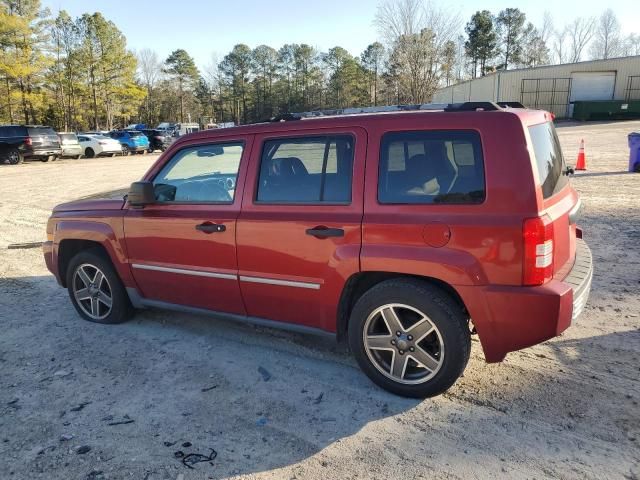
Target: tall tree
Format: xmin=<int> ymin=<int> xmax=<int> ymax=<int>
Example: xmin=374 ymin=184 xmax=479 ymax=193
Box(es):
xmin=496 ymin=8 xmax=526 ymax=69
xmin=375 ymin=0 xmax=460 ymax=103
xmin=464 ymin=10 xmax=497 ymax=78
xmin=219 ymin=44 xmax=252 ymax=124
xmin=164 ymin=48 xmax=199 ymax=123
xmin=567 ymin=17 xmax=596 ymax=63
xmin=361 ymin=42 xmax=385 ymax=105
xmin=137 ymin=48 xmax=162 ymax=125
xmin=520 ymin=23 xmax=549 ymax=68
xmin=590 ymin=9 xmax=622 ymax=60
xmin=251 ymin=44 xmax=278 ymax=118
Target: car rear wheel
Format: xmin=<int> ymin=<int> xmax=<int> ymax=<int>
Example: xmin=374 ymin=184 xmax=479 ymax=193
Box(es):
xmin=85 ymin=148 xmax=95 ymax=158
xmin=147 ymin=147 xmax=154 ymax=154
xmin=66 ymin=249 xmax=133 ymax=324
xmin=348 ymin=279 xmax=470 ymax=398
xmin=6 ymin=148 xmax=23 ymax=165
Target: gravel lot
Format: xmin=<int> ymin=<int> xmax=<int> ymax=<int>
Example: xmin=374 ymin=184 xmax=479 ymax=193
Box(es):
xmin=1 ymin=122 xmax=639 ymax=480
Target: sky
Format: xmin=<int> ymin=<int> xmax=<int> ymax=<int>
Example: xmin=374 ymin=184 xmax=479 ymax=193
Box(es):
xmin=40 ymin=0 xmax=640 ymax=69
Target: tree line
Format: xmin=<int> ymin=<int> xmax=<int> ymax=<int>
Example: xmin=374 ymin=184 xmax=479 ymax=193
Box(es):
xmin=1 ymin=0 xmax=639 ymax=130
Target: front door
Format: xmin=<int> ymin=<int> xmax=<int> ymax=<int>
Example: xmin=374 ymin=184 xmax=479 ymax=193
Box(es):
xmin=236 ymin=128 xmax=366 ymax=331
xmin=124 ymin=137 xmax=253 ymax=314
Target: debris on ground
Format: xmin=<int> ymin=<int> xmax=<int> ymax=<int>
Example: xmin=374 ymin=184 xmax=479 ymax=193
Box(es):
xmin=70 ymin=401 xmax=91 ymax=412
xmin=258 ymin=366 xmax=271 ymax=381
xmin=76 ymin=445 xmax=91 ymax=454
xmin=201 ymin=385 xmax=218 ymax=392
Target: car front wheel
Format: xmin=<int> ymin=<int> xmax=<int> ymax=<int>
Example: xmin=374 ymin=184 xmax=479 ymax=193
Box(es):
xmin=348 ymin=279 xmax=470 ymax=398
xmin=66 ymin=249 xmax=133 ymax=324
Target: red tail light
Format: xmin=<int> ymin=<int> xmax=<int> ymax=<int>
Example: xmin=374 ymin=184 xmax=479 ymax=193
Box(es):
xmin=523 ymin=215 xmax=554 ymax=286
xmin=25 ymin=137 xmax=32 ymax=146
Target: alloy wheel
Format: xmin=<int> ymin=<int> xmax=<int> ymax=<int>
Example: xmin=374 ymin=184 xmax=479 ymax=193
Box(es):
xmin=363 ymin=303 xmax=444 ymax=385
xmin=72 ymin=263 xmax=113 ymax=320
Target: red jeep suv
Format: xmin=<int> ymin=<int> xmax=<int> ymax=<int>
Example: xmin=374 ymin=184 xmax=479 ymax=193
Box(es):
xmin=43 ymin=102 xmax=593 ymax=397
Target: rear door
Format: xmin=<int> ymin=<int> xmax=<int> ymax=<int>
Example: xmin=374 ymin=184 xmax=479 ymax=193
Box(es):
xmin=124 ymin=137 xmax=253 ymax=314
xmin=236 ymin=128 xmax=366 ymax=331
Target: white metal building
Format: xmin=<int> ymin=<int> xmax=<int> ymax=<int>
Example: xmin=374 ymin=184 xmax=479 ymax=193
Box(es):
xmin=432 ymin=56 xmax=640 ymax=118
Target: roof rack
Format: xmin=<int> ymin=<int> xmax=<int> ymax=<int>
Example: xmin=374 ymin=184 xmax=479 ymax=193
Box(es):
xmin=262 ymin=101 xmax=523 ymax=123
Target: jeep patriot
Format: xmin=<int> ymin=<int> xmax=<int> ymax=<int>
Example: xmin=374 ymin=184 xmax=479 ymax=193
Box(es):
xmin=43 ymin=102 xmax=593 ymax=397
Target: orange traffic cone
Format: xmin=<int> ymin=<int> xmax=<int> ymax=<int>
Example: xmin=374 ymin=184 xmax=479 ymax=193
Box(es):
xmin=575 ymin=139 xmax=587 ymax=171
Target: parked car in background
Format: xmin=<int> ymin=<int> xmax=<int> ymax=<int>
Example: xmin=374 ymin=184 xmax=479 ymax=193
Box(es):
xmin=0 ymin=125 xmax=61 ymax=164
xmin=77 ymin=134 xmax=122 ymax=158
xmin=58 ymin=133 xmax=83 ymax=159
xmin=43 ymin=102 xmax=592 ymax=398
xmin=110 ymin=130 xmax=149 ymax=155
xmin=142 ymin=129 xmax=172 ymax=153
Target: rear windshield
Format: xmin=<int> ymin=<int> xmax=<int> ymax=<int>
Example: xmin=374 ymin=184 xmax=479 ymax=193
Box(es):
xmin=528 ymin=122 xmax=568 ymax=199
xmin=59 ymin=133 xmax=77 ymax=141
xmin=127 ymin=131 xmax=143 ymax=137
xmin=28 ymin=127 xmax=57 ymax=136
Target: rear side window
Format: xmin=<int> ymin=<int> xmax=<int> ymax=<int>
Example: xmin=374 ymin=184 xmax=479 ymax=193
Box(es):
xmin=528 ymin=122 xmax=568 ymax=198
xmin=59 ymin=133 xmax=77 ymax=141
xmin=257 ymin=135 xmax=354 ymax=203
xmin=379 ymin=130 xmax=485 ymax=204
xmin=0 ymin=126 xmax=27 ymax=137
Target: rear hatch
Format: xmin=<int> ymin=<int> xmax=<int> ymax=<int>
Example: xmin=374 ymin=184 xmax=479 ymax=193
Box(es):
xmin=28 ymin=127 xmax=60 ymax=149
xmin=527 ymin=120 xmax=578 ymax=279
xmin=59 ymin=133 xmax=79 ymax=146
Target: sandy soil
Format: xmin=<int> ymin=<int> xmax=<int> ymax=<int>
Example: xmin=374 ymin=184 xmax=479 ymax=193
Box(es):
xmin=0 ymin=122 xmax=639 ymax=480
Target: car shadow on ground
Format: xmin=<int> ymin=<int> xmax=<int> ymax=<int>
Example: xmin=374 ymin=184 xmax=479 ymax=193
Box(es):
xmin=1 ymin=274 xmax=638 ymax=478
xmin=573 ymin=170 xmax=635 ymax=178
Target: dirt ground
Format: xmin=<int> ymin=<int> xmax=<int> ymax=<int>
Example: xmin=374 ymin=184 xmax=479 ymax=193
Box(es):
xmin=1 ymin=122 xmax=639 ymax=480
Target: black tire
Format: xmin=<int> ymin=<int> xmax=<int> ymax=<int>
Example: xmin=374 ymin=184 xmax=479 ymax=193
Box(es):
xmin=634 ymin=163 xmax=640 ymax=173
xmin=85 ymin=147 xmax=95 ymax=158
xmin=348 ymin=279 xmax=470 ymax=398
xmin=122 ymin=145 xmax=130 ymax=156
xmin=65 ymin=249 xmax=134 ymax=325
xmin=40 ymin=156 xmax=50 ymax=162
xmin=147 ymin=147 xmax=154 ymax=154
xmin=6 ymin=148 xmax=23 ymax=165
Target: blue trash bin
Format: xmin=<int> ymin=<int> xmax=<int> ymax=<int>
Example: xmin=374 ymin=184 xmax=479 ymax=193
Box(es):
xmin=629 ymin=133 xmax=640 ymax=172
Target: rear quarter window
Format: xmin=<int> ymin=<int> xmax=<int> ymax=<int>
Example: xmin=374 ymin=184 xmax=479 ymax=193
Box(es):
xmin=528 ymin=122 xmax=568 ymax=199
xmin=378 ymin=130 xmax=485 ymax=204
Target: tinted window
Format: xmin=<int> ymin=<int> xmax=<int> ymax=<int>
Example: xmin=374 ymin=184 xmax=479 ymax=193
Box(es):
xmin=379 ymin=130 xmax=485 ymax=204
xmin=27 ymin=127 xmax=56 ymax=136
xmin=257 ymin=136 xmax=353 ymax=203
xmin=0 ymin=126 xmax=27 ymax=137
xmin=153 ymin=142 xmax=243 ymax=203
xmin=528 ymin=122 xmax=568 ymax=198
xmin=127 ymin=131 xmax=143 ymax=137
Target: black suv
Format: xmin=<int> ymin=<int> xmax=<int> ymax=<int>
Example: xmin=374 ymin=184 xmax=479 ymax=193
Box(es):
xmin=0 ymin=125 xmax=62 ymax=164
xmin=142 ymin=129 xmax=172 ymax=153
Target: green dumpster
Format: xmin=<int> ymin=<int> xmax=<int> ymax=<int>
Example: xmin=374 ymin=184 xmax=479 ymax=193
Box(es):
xmin=572 ymin=100 xmax=640 ymax=121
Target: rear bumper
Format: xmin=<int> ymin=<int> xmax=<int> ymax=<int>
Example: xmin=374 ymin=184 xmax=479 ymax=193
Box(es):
xmin=458 ymin=238 xmax=593 ymax=362
xmin=61 ymin=146 xmax=82 ymax=156
xmin=26 ymin=148 xmax=62 ymax=158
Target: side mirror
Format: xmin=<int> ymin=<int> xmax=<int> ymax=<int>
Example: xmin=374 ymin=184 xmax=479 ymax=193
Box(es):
xmin=127 ymin=181 xmax=155 ymax=207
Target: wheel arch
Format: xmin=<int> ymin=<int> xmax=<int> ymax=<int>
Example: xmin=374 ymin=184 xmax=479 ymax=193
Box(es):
xmin=336 ymin=271 xmax=468 ymax=343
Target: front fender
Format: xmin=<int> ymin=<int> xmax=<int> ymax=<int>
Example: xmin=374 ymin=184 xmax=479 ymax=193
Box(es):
xmin=52 ymin=218 xmax=134 ymax=287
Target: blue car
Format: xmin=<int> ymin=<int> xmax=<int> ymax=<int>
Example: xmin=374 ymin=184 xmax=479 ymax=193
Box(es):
xmin=110 ymin=130 xmax=149 ymax=155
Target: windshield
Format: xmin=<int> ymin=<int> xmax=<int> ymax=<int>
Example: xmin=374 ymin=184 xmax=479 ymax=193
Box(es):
xmin=528 ymin=122 xmax=569 ymax=199
xmin=59 ymin=133 xmax=77 ymax=141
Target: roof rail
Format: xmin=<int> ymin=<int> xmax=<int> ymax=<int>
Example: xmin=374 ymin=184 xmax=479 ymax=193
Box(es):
xmin=258 ymin=101 xmax=513 ymax=124
xmin=444 ymin=102 xmax=502 ymax=112
xmin=265 ymin=103 xmax=450 ymax=122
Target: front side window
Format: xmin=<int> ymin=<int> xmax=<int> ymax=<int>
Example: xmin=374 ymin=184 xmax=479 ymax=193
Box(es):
xmin=379 ymin=130 xmax=485 ymax=204
xmin=256 ymin=135 xmax=354 ymax=203
xmin=153 ymin=142 xmax=243 ymax=203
